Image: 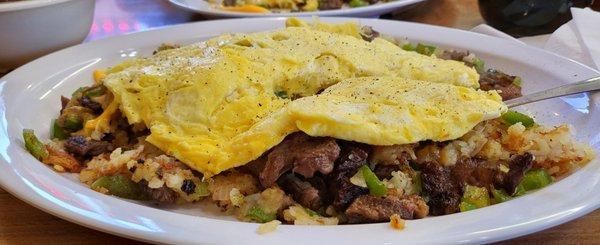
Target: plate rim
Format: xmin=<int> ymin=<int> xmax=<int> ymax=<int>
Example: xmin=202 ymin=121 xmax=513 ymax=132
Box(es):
xmin=167 ymin=0 xmax=425 ymax=17
xmin=1 ymin=17 xmax=599 ymax=244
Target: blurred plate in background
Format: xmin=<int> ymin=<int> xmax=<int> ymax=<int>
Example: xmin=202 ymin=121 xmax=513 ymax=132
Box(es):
xmin=168 ymin=0 xmax=425 ymax=17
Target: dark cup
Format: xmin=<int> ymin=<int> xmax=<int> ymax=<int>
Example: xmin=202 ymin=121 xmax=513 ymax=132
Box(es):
xmin=478 ymin=0 xmax=596 ymax=37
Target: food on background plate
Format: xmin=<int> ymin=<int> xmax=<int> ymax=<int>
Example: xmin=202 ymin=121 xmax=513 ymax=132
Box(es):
xmin=24 ymin=18 xmax=594 ymax=227
xmin=211 ymin=0 xmax=393 ymax=13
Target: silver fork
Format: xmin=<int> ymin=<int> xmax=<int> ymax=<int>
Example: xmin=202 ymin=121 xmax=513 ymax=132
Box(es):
xmin=505 ymin=76 xmax=600 ymax=108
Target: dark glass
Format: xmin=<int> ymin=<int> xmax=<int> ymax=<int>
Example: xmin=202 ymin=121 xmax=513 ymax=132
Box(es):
xmin=479 ymin=0 xmax=598 ymax=37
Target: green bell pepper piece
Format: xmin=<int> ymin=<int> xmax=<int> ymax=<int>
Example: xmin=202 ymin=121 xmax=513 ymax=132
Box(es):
xmin=412 ymin=171 xmax=422 ymax=194
xmin=513 ymin=76 xmax=523 ymax=87
xmin=349 ymin=0 xmax=368 ymax=7
xmin=246 ymin=205 xmax=276 ymax=223
xmin=83 ymin=85 xmax=107 ymax=97
xmin=401 ymin=43 xmax=415 ymax=51
xmin=187 ymin=181 xmax=210 ymax=200
xmin=23 ymin=129 xmax=48 ymax=161
xmin=360 ymin=165 xmax=388 ymax=197
xmin=518 ymin=169 xmax=553 ymax=192
xmin=415 ymin=43 xmax=437 ymax=56
xmin=459 ymin=201 xmax=478 ymax=212
xmin=501 ymin=110 xmax=535 ymax=128
xmin=460 ymin=185 xmax=490 ymax=212
xmin=63 ymin=114 xmax=83 ymax=131
xmin=71 ymin=87 xmax=86 ymax=98
xmin=491 ymin=188 xmax=512 ymax=203
xmin=472 ymin=58 xmax=485 ymax=73
xmin=91 ymin=174 xmax=147 ymax=200
xmin=51 ymin=119 xmax=69 ymax=140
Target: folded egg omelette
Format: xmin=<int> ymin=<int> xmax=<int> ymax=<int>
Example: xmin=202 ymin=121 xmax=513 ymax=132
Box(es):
xmin=98 ymin=19 xmax=506 ymax=177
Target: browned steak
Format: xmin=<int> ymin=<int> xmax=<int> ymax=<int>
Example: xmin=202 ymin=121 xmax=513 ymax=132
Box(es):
xmin=373 ymin=164 xmax=402 ymax=180
xmin=78 ymin=96 xmax=103 ymax=114
xmin=345 ymin=195 xmax=429 ymax=223
xmin=329 ymin=145 xmax=369 ymax=210
xmin=421 ymin=163 xmax=462 ymax=215
xmin=360 ymin=26 xmax=380 ymax=42
xmin=64 ymin=136 xmax=111 ymax=158
xmin=318 ymin=0 xmax=342 ymax=10
xmin=499 ymin=153 xmax=534 ymax=195
xmin=278 ymin=174 xmax=325 ymax=211
xmin=479 ymin=69 xmax=522 ymax=100
xmin=451 ymin=157 xmax=501 ymax=189
xmin=139 ymin=180 xmax=178 ymax=204
xmin=422 ymin=152 xmax=534 ymax=215
xmin=438 ymin=50 xmax=470 ymax=62
xmin=259 ymin=132 xmax=340 ymax=187
xmin=60 ymin=96 xmax=70 ymax=113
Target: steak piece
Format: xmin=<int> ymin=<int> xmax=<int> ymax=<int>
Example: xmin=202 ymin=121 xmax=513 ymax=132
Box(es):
xmin=241 ymin=155 xmax=266 ymax=178
xmin=60 ymin=96 xmax=70 ymax=113
xmin=421 ymin=163 xmax=462 ymax=215
xmin=78 ymin=96 xmax=103 ymax=114
xmin=438 ymin=50 xmax=470 ymax=62
xmin=500 ymin=153 xmax=534 ymax=195
xmin=259 ymin=132 xmax=340 ymax=187
xmin=345 ymin=195 xmax=429 ymax=223
xmin=139 ymin=180 xmax=178 ymax=204
xmin=64 ymin=136 xmax=111 ymax=158
xmin=479 ymin=69 xmax=522 ymax=100
xmin=318 ymin=0 xmax=342 ymax=10
xmin=360 ymin=26 xmax=380 ymax=42
xmin=373 ymin=164 xmax=402 ymax=180
xmin=451 ymin=157 xmax=500 ymax=189
xmin=420 ymin=151 xmax=533 ymax=215
xmin=329 ymin=145 xmax=369 ymax=210
xmin=278 ymin=174 xmax=325 ymax=211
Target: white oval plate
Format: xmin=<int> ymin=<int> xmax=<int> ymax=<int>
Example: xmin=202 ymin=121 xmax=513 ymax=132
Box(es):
xmin=1 ymin=17 xmax=599 ymax=244
xmin=168 ymin=0 xmax=425 ymax=18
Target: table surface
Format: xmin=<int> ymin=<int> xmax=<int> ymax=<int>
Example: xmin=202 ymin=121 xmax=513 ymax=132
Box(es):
xmin=2 ymin=0 xmax=599 ymax=244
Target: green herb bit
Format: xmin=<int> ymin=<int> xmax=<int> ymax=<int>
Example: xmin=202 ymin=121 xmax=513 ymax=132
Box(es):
xmin=304 ymin=208 xmax=319 ymax=217
xmin=513 ymin=76 xmax=523 ymax=87
xmin=91 ymin=174 xmax=147 ymax=200
xmin=401 ymin=43 xmax=415 ymax=51
xmin=23 ymin=129 xmax=49 ymax=161
xmin=348 ymin=0 xmax=368 ymax=7
xmin=83 ymin=85 xmax=107 ymax=97
xmin=472 ymin=58 xmax=485 ymax=73
xmin=415 ymin=43 xmax=437 ymax=56
xmin=412 ymin=171 xmax=422 ymax=194
xmin=71 ymin=87 xmax=86 ymax=98
xmin=360 ymin=165 xmax=388 ymax=197
xmin=190 ymin=182 xmax=210 ymax=198
xmin=246 ymin=206 xmax=276 ymax=223
xmin=501 ymin=110 xmax=535 ymax=128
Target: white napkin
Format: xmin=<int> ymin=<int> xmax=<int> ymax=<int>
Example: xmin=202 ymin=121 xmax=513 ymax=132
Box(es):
xmin=471 ymin=7 xmax=600 ymax=71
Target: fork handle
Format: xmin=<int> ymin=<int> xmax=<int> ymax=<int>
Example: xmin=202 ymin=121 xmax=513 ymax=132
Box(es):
xmin=505 ymin=76 xmax=600 ymax=108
